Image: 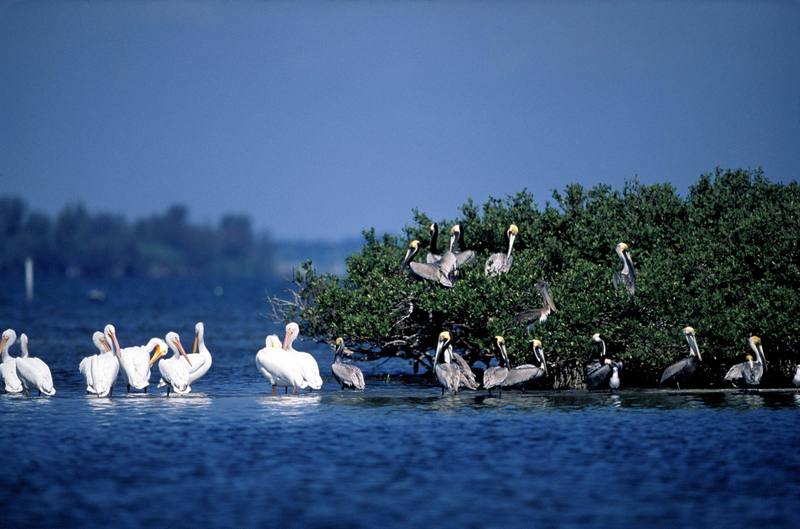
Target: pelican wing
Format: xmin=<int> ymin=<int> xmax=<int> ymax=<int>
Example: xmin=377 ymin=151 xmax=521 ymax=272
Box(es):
xmin=455 ymin=250 xmax=476 ymax=267
xmin=584 ymin=362 xmax=611 ymax=389
xmin=435 ymin=363 xmax=461 ymax=393
xmin=332 ymin=362 xmax=366 ymax=390
xmin=0 ymin=359 xmax=23 ymax=393
xmin=451 ymin=352 xmax=478 ymax=390
xmin=483 ymin=366 xmax=509 ymax=390
xmin=484 ymin=253 xmax=506 ymax=276
xmin=514 ymin=308 xmax=547 ymax=324
xmin=724 ymin=362 xmax=745 ymax=381
xmin=426 ymin=253 xmax=442 ymax=264
xmin=159 ymin=358 xmax=190 ymax=393
xmin=296 ymin=351 xmax=323 ymax=389
xmin=91 ymin=355 xmax=120 ymax=396
xmin=16 ymin=358 xmax=55 ymax=395
xmin=503 ymin=365 xmax=544 ymax=387
xmin=79 ymin=355 xmax=96 ymax=392
xmin=660 ymin=358 xmax=689 ymax=385
xmin=120 ymin=346 xmax=152 ymax=389
xmin=256 ymin=348 xmax=306 ymax=388
xmin=409 ymin=261 xmax=453 ymax=288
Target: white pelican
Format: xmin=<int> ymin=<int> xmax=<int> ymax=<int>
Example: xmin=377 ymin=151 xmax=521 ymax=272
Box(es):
xmin=612 ymin=242 xmax=636 ymax=294
xmin=0 ymin=329 xmax=23 ymax=394
xmin=186 ymin=322 xmax=212 ymax=386
xmin=91 ymin=324 xmax=121 ymax=397
xmin=793 ymin=365 xmax=800 ymax=388
xmin=283 ymin=322 xmax=323 ymax=390
xmin=79 ymin=331 xmax=109 ymax=394
xmin=117 ymin=333 xmax=157 ymax=393
xmin=150 ymin=332 xmax=192 ymax=396
xmin=485 ymin=223 xmax=518 ymax=276
xmin=256 ymin=334 xmax=306 ymax=395
xmin=331 ymin=337 xmax=365 ymax=390
xmin=15 ymin=333 xmax=56 ymax=396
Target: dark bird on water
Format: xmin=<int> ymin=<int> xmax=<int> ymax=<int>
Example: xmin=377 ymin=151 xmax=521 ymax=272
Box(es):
xmin=724 ymin=336 xmax=766 ymax=388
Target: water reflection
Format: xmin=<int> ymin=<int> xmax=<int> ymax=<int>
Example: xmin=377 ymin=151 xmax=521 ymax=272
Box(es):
xmin=256 ymin=394 xmax=322 ymax=415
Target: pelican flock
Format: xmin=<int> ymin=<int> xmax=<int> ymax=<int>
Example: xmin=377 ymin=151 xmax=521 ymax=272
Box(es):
xmin=2 ymin=233 xmax=796 ymax=398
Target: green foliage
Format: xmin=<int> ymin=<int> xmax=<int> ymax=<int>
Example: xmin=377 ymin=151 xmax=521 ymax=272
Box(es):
xmin=289 ymin=168 xmax=799 ymax=386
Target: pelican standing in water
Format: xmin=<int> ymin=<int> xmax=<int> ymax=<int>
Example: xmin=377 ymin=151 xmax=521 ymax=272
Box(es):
xmin=501 ymin=339 xmax=548 ymax=390
xmin=15 ymin=333 xmax=56 ymax=396
xmin=433 ymin=332 xmax=461 ymax=394
xmin=186 ymin=322 xmax=212 ymax=387
xmin=585 ymin=333 xmax=622 ymax=390
xmin=79 ymin=331 xmax=110 ymax=395
xmin=283 ymin=322 xmax=323 ymax=390
xmin=150 ymin=332 xmax=192 ymax=395
xmin=426 ymin=223 xmax=442 ymax=264
xmin=724 ymin=336 xmax=766 ymax=388
xmin=485 ymin=224 xmax=518 ymax=276
xmin=660 ymin=327 xmax=702 ymax=389
xmin=117 ymin=333 xmax=158 ymax=393
xmin=331 ymin=337 xmax=365 ymax=390
xmin=91 ymin=324 xmax=121 ymax=398
xmin=792 ymin=365 xmax=800 ymax=388
xmin=482 ymin=336 xmax=510 ymax=394
xmin=612 ymin=242 xmax=636 ymax=294
xmin=256 ymin=334 xmax=307 ymax=395
xmin=0 ymin=329 xmax=23 ymax=394
xmin=515 ymin=281 xmax=558 ymax=325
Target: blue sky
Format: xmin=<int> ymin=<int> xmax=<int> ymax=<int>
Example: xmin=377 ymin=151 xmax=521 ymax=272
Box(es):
xmin=1 ymin=1 xmax=798 ymax=239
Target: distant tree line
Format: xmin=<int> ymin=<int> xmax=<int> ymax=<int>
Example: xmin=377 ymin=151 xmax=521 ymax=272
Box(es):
xmin=0 ymin=197 xmax=274 ymax=278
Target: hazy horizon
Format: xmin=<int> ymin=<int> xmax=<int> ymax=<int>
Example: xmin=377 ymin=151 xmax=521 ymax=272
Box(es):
xmin=2 ymin=1 xmax=798 ymax=240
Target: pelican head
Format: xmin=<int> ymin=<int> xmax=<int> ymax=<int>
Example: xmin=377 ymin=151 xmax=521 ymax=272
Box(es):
xmin=449 ymin=225 xmax=461 ymax=251
xmin=402 ymin=240 xmax=421 ymax=267
xmin=283 ymin=322 xmax=300 ymax=350
xmin=265 ymin=334 xmax=282 ymax=349
xmin=334 ymin=336 xmax=345 ymax=355
xmin=435 ymin=331 xmax=452 ymax=364
xmin=494 ymin=336 xmax=509 ymax=367
xmin=749 ymin=335 xmax=765 ymax=363
xmin=508 ymin=224 xmax=519 ymax=237
xmin=92 ymin=331 xmax=110 ymax=353
xmin=532 ymin=339 xmax=547 ymax=375
xmin=591 ymin=333 xmax=602 ymax=343
xmin=148 ymin=338 xmax=169 ymax=367
xmin=745 ymin=354 xmax=754 ymax=370
xmin=683 ymin=327 xmax=702 ymax=361
xmin=104 ymin=324 xmax=121 ymax=355
xmin=2 ymin=328 xmax=17 ymax=351
xmin=165 ymin=331 xmax=191 ymax=366
xmin=193 ymin=321 xmax=205 ymax=354
xmin=616 ymin=242 xmax=629 ymax=253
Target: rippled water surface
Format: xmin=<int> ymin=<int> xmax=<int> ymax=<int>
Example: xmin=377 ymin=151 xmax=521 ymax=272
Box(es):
xmin=1 ymin=278 xmax=799 ymax=528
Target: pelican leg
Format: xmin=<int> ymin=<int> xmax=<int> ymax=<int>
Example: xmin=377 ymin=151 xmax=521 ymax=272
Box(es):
xmin=167 ymin=386 xmax=171 ymax=397
xmin=144 ymin=386 xmax=148 ymax=393
xmin=271 ymin=385 xmax=277 ymax=396
xmin=292 ymin=386 xmax=298 ymax=395
xmin=127 ymin=384 xmax=131 ymax=393
xmin=285 ymin=387 xmax=289 ymax=395
xmin=441 ymin=387 xmax=445 ymax=395
xmin=38 ymin=389 xmax=42 ymax=397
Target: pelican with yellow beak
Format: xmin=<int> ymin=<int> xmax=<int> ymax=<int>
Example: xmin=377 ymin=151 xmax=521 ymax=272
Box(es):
xmin=433 ymin=331 xmax=478 ymax=394
xmin=660 ymin=327 xmax=702 ymax=389
xmin=482 ymin=336 xmax=510 ymax=394
xmin=186 ymin=322 xmax=212 ymax=386
xmin=331 ymin=337 xmax=366 ymax=390
xmin=501 ymin=339 xmax=548 ymax=390
xmin=152 ymin=332 xmax=193 ymax=395
xmin=402 ymin=240 xmax=458 ymax=288
xmin=118 ymin=334 xmax=161 ymax=393
xmin=612 ymin=242 xmax=636 ymax=294
xmin=90 ymin=324 xmax=121 ymax=398
xmin=485 ymin=223 xmax=518 ymax=276
xmin=724 ymin=336 xmax=766 ymax=388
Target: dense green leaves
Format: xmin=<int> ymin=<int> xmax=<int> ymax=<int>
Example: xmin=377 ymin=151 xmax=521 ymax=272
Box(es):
xmin=286 ymin=169 xmax=800 ymax=387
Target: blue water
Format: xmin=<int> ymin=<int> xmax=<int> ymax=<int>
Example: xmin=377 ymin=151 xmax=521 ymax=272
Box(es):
xmin=1 ymin=278 xmax=799 ymax=528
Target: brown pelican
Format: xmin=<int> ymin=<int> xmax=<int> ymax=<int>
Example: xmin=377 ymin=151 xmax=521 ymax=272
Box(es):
xmin=793 ymin=365 xmax=800 ymax=388
xmin=585 ymin=333 xmax=622 ymax=390
xmin=434 ymin=332 xmax=461 ymax=394
xmin=501 ymin=339 xmax=547 ymax=390
xmin=482 ymin=336 xmax=510 ymax=393
xmin=331 ymin=337 xmax=365 ymax=390
xmin=449 ymin=224 xmax=476 ymax=269
xmin=612 ymin=242 xmax=636 ymax=294
xmin=515 ymin=281 xmax=558 ymax=325
xmin=426 ymin=223 xmax=442 ymax=264
xmin=724 ymin=336 xmax=766 ymax=387
xmin=402 ymin=240 xmax=460 ymax=288
xmin=433 ymin=331 xmax=477 ymax=394
xmin=485 ymin=223 xmax=518 ymax=276
xmin=660 ymin=327 xmax=702 ymax=389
